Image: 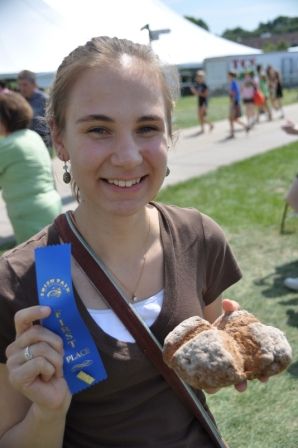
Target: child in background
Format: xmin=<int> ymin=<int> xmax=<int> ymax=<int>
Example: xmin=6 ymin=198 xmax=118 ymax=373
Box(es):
xmin=190 ymin=70 xmax=214 ymax=134
xmin=227 ymin=70 xmax=248 ymax=138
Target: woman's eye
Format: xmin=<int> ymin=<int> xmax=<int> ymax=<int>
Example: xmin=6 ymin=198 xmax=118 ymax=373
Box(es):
xmin=138 ymin=126 xmax=159 ymax=135
xmin=87 ymin=127 xmax=109 ymax=135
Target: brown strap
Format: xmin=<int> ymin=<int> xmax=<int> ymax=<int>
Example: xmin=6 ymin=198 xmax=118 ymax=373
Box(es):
xmin=55 ymin=212 xmax=226 ymax=448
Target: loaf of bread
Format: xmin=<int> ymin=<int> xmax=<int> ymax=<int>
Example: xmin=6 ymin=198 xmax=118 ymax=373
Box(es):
xmin=163 ymin=310 xmax=292 ymax=390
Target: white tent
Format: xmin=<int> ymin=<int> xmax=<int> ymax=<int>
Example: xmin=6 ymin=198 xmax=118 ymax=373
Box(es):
xmin=0 ymin=0 xmax=260 ymax=82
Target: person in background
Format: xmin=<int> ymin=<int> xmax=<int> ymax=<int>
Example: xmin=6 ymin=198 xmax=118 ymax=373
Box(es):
xmin=241 ymin=71 xmax=257 ymax=128
xmin=282 ymin=120 xmax=298 ymax=291
xmin=0 ymin=81 xmax=10 ymax=94
xmin=266 ymin=65 xmax=277 ymax=110
xmin=266 ymin=66 xmax=285 ymax=119
xmin=255 ymin=66 xmax=272 ymax=122
xmin=274 ymin=70 xmax=285 ymax=119
xmin=0 ymin=91 xmax=62 ymax=244
xmin=17 ymin=70 xmax=51 ymax=147
xmin=0 ymin=36 xmax=270 ymax=448
xmin=227 ymin=70 xmax=248 ymax=138
xmin=190 ymin=69 xmax=214 ymax=134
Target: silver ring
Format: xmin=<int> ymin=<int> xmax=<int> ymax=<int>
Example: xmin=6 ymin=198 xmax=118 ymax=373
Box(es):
xmin=24 ymin=345 xmax=33 ymax=362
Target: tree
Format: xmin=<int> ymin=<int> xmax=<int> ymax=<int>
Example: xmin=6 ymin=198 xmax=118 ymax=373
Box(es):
xmin=184 ymin=16 xmax=209 ymax=31
xmin=260 ymin=16 xmax=298 ymax=34
xmin=222 ymin=15 xmax=298 ymax=38
xmin=222 ymin=27 xmax=254 ymax=41
xmin=262 ymin=41 xmax=289 ymax=52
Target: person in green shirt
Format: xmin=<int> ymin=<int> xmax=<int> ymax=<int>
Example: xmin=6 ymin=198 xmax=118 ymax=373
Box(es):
xmin=256 ymin=68 xmax=272 ymax=122
xmin=0 ymin=91 xmax=62 ymax=244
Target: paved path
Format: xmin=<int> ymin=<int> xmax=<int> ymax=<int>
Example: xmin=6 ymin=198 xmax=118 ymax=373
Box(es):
xmin=1 ymin=103 xmax=298 ymax=243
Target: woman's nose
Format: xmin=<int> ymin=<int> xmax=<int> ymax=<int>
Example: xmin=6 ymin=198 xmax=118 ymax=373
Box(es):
xmin=111 ymin=135 xmax=143 ymax=168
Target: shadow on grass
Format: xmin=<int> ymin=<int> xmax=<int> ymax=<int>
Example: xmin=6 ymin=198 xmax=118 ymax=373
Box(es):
xmin=287 ymin=360 xmax=298 ymax=378
xmin=286 ymin=309 xmax=298 ymax=327
xmin=254 ymin=260 xmax=298 ymax=298
xmin=280 ymin=298 xmax=298 ymax=306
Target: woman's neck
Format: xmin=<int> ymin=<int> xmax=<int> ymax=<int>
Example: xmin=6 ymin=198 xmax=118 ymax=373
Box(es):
xmin=73 ymin=203 xmax=152 ymax=263
xmin=72 ymin=202 xmax=163 ymax=301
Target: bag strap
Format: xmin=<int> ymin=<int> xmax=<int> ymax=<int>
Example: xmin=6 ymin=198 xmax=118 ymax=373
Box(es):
xmin=54 ymin=212 xmax=226 ymax=448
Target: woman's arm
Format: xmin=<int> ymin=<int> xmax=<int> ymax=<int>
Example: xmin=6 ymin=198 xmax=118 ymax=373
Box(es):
xmin=0 ymin=364 xmax=67 ymax=448
xmin=0 ymin=306 xmax=71 ymax=448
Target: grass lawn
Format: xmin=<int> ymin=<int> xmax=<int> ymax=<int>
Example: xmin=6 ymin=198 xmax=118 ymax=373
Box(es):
xmin=174 ymin=88 xmax=298 ymax=129
xmin=158 ymin=140 xmax=298 ymax=447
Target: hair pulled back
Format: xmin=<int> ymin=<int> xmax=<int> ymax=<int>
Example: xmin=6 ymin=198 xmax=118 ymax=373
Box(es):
xmin=46 ymin=36 xmax=179 ymax=138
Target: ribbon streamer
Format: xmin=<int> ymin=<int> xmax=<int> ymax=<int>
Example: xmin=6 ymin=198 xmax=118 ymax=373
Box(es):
xmin=35 ymin=244 xmax=107 ymax=394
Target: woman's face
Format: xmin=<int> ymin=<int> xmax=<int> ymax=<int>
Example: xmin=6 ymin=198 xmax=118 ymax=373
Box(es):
xmin=55 ymin=59 xmax=169 ymax=217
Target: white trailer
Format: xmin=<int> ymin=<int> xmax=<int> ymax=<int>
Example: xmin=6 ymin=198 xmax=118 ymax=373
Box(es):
xmin=204 ymin=51 xmax=298 ymax=93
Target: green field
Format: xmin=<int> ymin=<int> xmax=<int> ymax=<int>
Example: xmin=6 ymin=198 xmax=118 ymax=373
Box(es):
xmin=158 ymin=141 xmax=298 ymax=447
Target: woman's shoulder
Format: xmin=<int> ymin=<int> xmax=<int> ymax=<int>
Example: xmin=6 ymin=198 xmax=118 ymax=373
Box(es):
xmin=153 ymin=202 xmax=201 ymax=221
xmin=0 ymin=221 xmax=59 ymax=280
xmin=153 ymin=202 xmax=224 ymax=238
xmin=2 ymin=129 xmax=45 ymax=151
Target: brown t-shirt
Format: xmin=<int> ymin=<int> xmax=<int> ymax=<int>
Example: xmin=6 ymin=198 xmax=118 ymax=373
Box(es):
xmin=0 ymin=203 xmax=242 ymax=447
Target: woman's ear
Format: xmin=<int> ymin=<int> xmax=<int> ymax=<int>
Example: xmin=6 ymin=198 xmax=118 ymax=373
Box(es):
xmin=50 ymin=120 xmax=69 ymax=161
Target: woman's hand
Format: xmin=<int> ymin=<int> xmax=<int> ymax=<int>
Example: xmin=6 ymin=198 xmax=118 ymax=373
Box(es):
xmin=5 ymin=306 xmax=71 ymax=416
xmin=204 ymin=298 xmax=269 ymax=394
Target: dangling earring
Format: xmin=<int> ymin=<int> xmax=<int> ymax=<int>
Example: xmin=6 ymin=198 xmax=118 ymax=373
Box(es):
xmin=166 ymin=167 xmax=170 ymax=177
xmin=63 ymin=161 xmax=71 ymax=184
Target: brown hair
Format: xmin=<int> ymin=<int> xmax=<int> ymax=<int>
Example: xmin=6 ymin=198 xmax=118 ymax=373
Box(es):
xmin=17 ymin=70 xmax=36 ymax=84
xmin=228 ymin=70 xmax=237 ymax=78
xmin=0 ymin=92 xmax=33 ymax=132
xmin=46 ymin=36 xmax=179 ymax=138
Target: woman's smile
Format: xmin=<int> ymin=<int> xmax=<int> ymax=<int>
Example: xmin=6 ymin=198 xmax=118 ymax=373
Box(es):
xmin=104 ymin=176 xmax=143 ymax=188
xmin=101 ymin=175 xmax=148 ymax=193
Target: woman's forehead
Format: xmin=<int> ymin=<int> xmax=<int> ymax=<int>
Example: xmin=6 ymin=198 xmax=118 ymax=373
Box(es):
xmin=65 ymin=65 xmax=166 ymax=120
xmin=70 ymin=64 xmax=162 ymax=100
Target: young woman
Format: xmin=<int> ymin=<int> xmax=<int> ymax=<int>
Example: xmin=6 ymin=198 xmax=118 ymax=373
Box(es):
xmin=0 ymin=36 xmax=257 ymax=447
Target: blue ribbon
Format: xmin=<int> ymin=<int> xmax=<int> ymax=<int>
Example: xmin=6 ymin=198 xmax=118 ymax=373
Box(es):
xmin=35 ymin=244 xmax=107 ymax=394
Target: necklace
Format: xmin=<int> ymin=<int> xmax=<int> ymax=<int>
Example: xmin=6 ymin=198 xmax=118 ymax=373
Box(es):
xmin=111 ymin=213 xmax=151 ymax=302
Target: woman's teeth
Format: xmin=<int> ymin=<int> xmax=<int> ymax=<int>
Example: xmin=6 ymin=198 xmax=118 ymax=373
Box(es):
xmin=107 ymin=178 xmax=141 ymax=187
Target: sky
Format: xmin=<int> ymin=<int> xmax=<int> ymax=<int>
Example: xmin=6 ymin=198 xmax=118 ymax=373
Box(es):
xmin=162 ymin=0 xmax=298 ymax=35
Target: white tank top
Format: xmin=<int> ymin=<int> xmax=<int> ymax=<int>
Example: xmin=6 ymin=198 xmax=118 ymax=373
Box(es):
xmin=88 ymin=290 xmax=164 ymax=343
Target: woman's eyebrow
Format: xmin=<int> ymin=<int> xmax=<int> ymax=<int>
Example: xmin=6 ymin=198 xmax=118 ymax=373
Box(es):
xmin=137 ymin=115 xmax=163 ymax=122
xmin=76 ymin=114 xmax=114 ymax=124
xmin=75 ymin=114 xmax=164 ymax=124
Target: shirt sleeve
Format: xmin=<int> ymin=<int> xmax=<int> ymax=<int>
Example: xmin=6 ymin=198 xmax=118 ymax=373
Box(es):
xmin=200 ymin=213 xmax=242 ymax=304
xmin=0 ymin=256 xmax=30 ymax=363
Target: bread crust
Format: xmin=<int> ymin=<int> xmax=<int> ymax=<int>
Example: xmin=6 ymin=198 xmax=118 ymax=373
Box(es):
xmin=163 ymin=310 xmax=292 ymax=389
